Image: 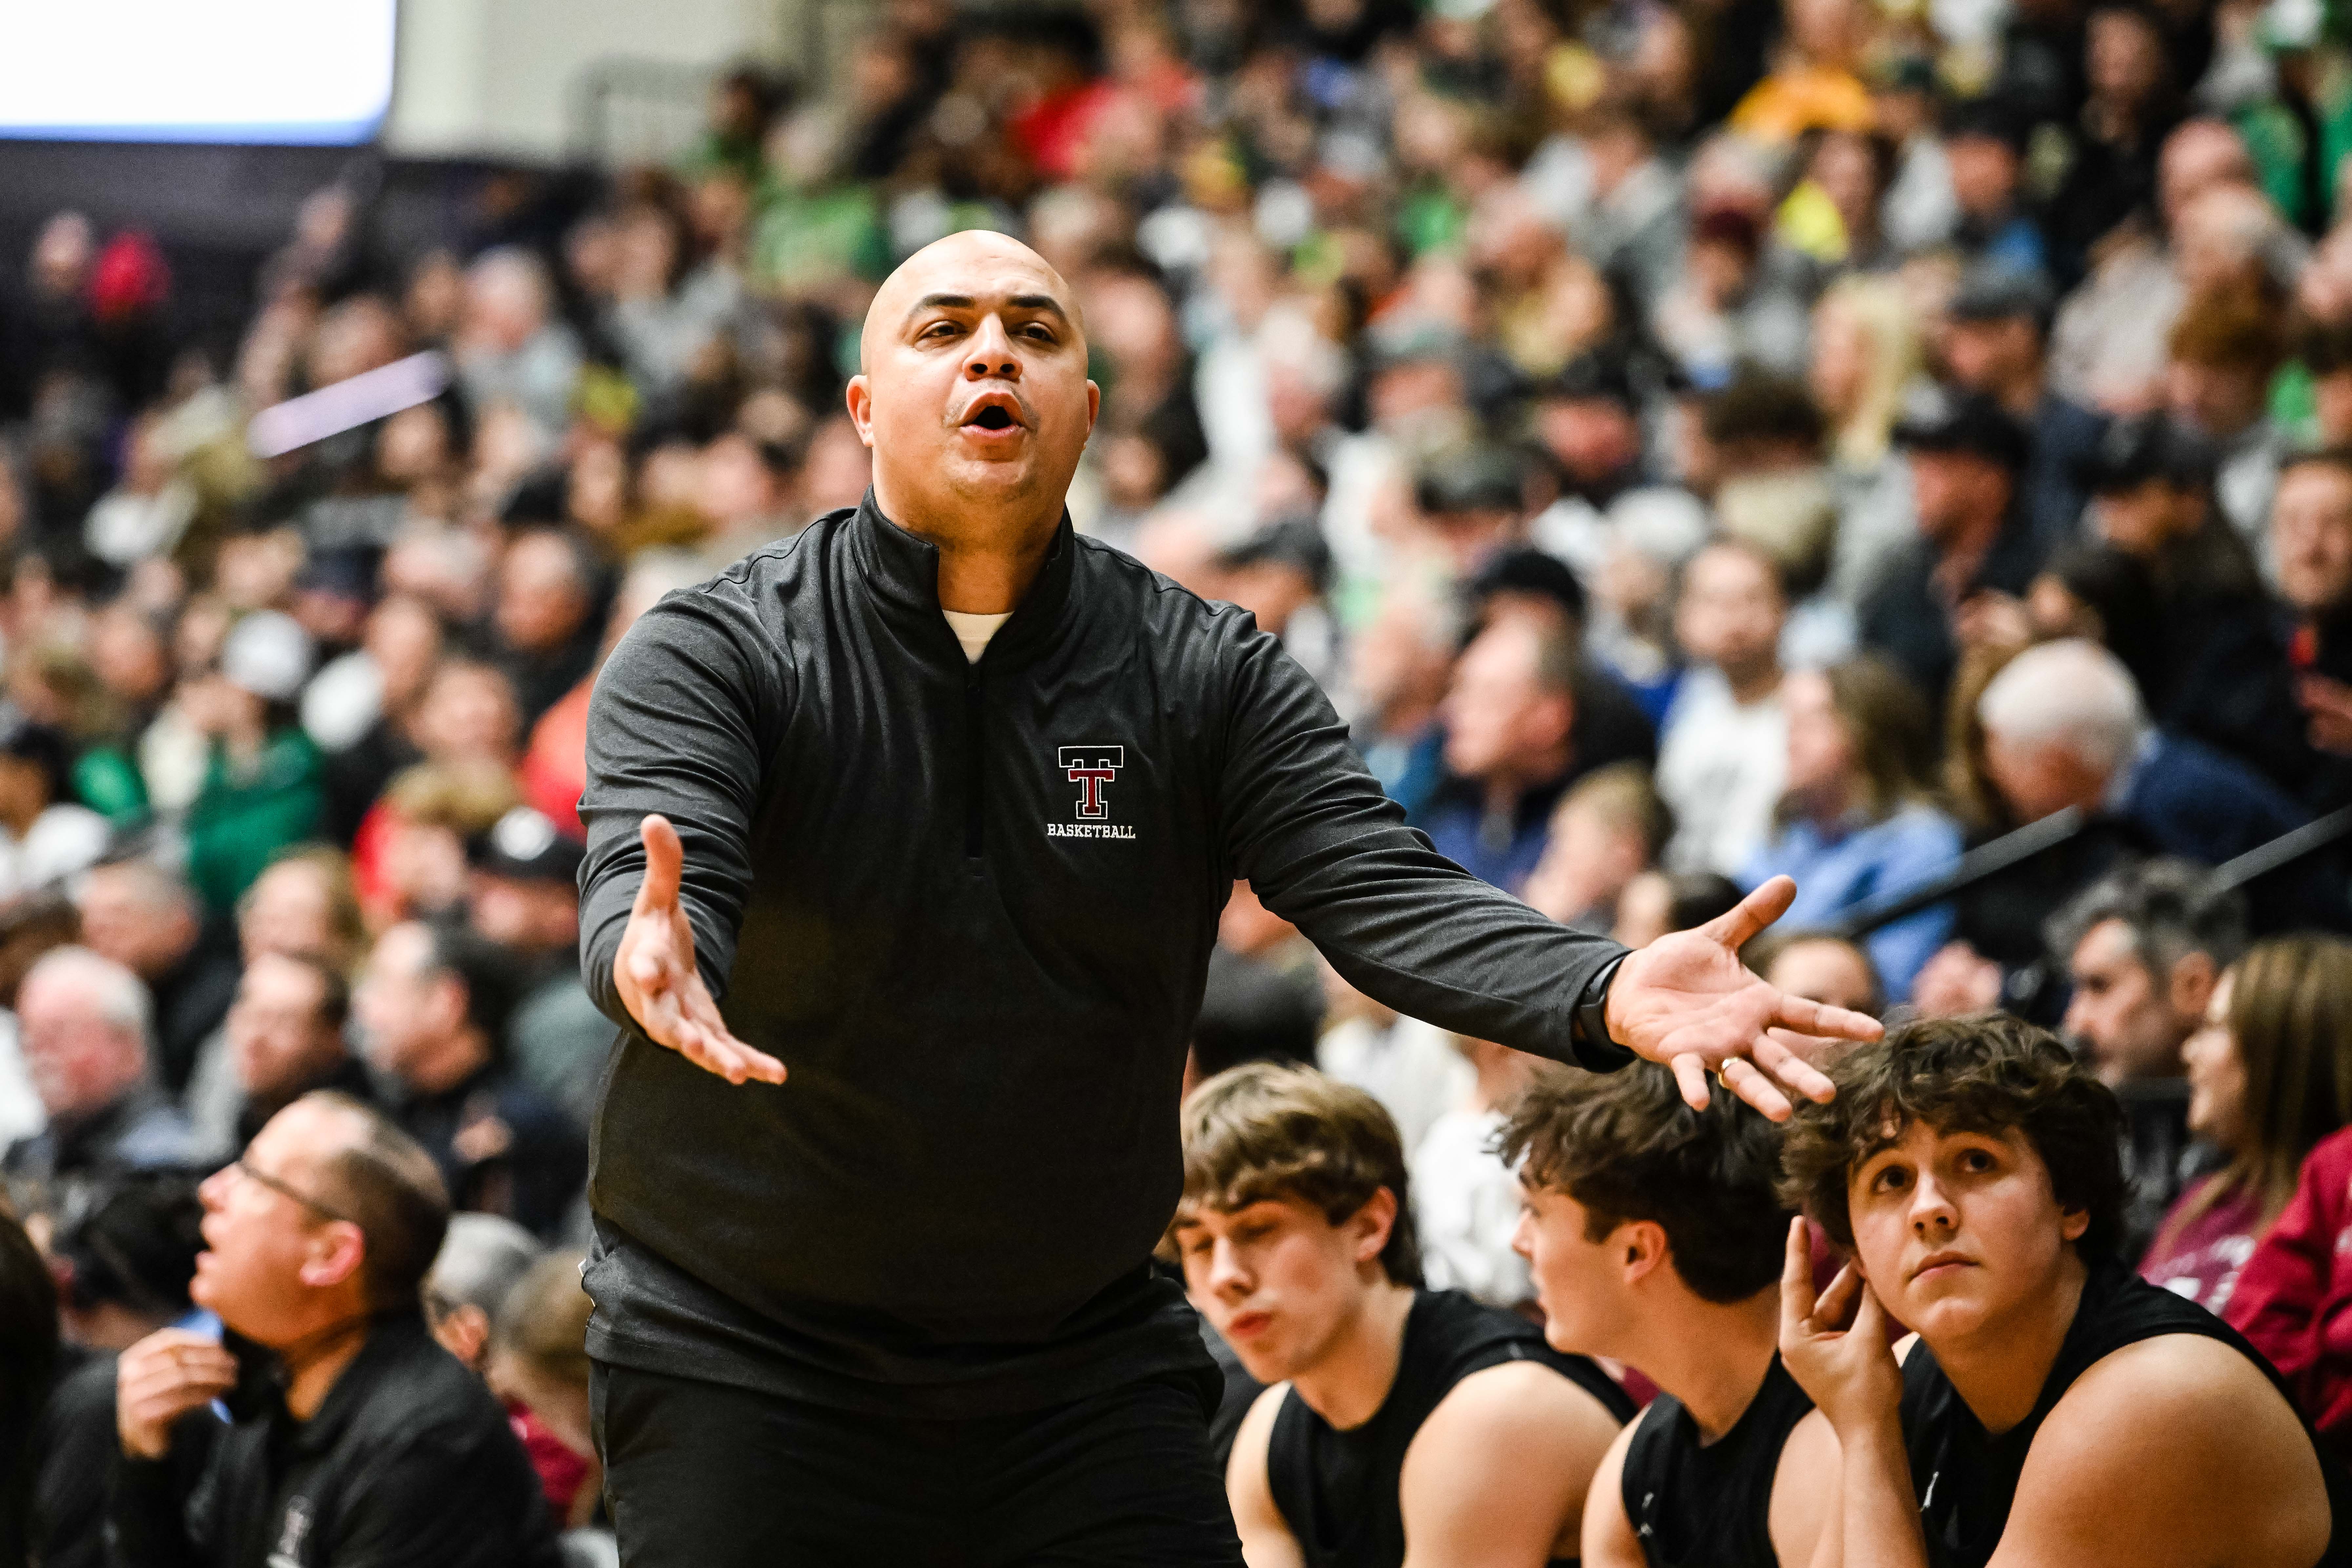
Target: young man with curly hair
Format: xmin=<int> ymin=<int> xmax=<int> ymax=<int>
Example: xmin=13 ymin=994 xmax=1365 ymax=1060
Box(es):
xmin=1503 ymin=1062 xmax=1839 ymax=1567
xmin=1778 ymin=1013 xmax=2351 ymax=1567
xmin=1169 ymin=1062 xmax=1636 ymax=1568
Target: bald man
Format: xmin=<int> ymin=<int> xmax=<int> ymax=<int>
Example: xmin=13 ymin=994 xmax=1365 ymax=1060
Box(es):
xmin=578 ymin=230 xmax=1875 ymax=1564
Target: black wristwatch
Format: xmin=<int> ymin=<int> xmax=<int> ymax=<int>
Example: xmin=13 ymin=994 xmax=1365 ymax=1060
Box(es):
xmin=1569 ymin=952 xmax=1639 ymax=1072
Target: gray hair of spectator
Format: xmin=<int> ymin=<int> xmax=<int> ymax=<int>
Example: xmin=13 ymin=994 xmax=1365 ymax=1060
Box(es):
xmin=298 ymin=1090 xmax=453 ymax=1311
xmin=87 ymin=856 xmax=198 ymax=921
xmin=1975 ymin=638 xmax=2147 ymax=774
xmin=2045 ymin=858 xmax=2249 ymax=979
xmin=465 ymin=246 xmax=554 ymax=318
xmin=24 ymin=945 xmax=152 ymax=1050
xmin=425 ymin=1212 xmax=542 ymax=1320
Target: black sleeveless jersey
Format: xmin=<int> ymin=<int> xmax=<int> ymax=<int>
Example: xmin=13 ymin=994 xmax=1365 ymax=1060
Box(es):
xmin=1901 ymin=1259 xmax=2352 ymax=1568
xmin=1265 ymin=1289 xmax=1637 ymax=1568
xmin=1621 ymin=1352 xmax=1814 ymax=1567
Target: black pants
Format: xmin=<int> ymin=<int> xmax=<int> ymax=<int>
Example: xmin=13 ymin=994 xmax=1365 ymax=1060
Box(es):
xmin=591 ymin=1362 xmax=1246 ymax=1567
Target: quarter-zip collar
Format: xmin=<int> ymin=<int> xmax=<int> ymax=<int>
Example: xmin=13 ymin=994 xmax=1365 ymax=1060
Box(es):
xmin=849 ymin=487 xmax=1077 ymax=669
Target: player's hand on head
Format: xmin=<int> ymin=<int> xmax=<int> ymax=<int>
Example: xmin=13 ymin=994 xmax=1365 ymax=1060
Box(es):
xmin=613 ymin=814 xmax=786 ymax=1087
xmin=1602 ymin=875 xmax=1878 ymax=1121
xmin=1777 ymin=1218 xmax=1903 ymax=1436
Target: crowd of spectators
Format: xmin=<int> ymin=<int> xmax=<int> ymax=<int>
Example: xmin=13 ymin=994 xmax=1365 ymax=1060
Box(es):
xmin=11 ymin=0 xmax=2352 ymax=1556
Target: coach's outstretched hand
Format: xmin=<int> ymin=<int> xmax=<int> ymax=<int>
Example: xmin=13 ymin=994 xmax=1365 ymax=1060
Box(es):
xmin=1603 ymin=874 xmax=1879 ymax=1120
xmin=614 ymin=815 xmax=787 ymax=1086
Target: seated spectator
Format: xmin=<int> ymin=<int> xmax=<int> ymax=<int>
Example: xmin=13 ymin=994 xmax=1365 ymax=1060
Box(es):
xmin=2047 ymin=860 xmax=2248 ymax=1262
xmin=423 ymin=1212 xmax=543 ymax=1375
xmin=181 ymin=610 xmax=325 ymax=913
xmin=2273 ymin=449 xmax=2352 ymax=806
xmin=2167 ymin=291 xmax=2290 ymax=548
xmin=1810 ymin=274 xmax=1922 ymax=608
xmin=2229 ymin=1122 xmax=2352 ymax=1461
xmin=0 ymin=713 xmax=108 ymax=903
xmin=1859 ymin=391 xmax=2045 ymax=718
xmin=1522 ymin=762 xmax=1675 ymax=935
xmin=1526 ymin=352 xmax=1656 ymax=578
xmin=34 ymin=1173 xmax=204 ymax=1568
xmin=1744 ymin=658 xmax=1962 ymax=1001
xmin=1939 ymin=262 xmax=2102 ymax=552
xmin=1658 ymin=541 xmax=1788 ymax=877
xmin=1504 ymin=1063 xmax=1838 ymax=1568
xmin=454 ymin=248 xmax=583 ymax=442
xmin=2145 ymin=937 xmax=2352 ymax=1312
xmin=76 ymin=859 xmax=240 ymax=1098
xmin=1345 ymin=587 xmax=1457 ymax=822
xmin=353 ymin=921 xmax=586 ymax=1238
xmin=494 ymin=530 xmax=602 ymax=728
xmin=1941 ymin=99 xmax=2049 ymax=276
xmin=109 ymin=1092 xmax=562 ymax=1568
xmin=1978 ymin=639 xmax=2309 ymax=870
xmin=1465 ymin=550 xmax=1662 ymax=782
xmin=1214 ymin=517 xmax=1339 ymax=690
xmin=224 ymin=952 xmax=371 ymax=1147
xmin=368 ymin=760 xmax=523 ymax=931
xmin=1411 ymin=1035 xmax=1539 ymax=1308
xmin=317 ymin=595 xmax=442 ymax=844
xmin=469 ymin=807 xmax=606 ymax=1131
xmin=1755 ymin=931 xmax=1885 ymax=1018
xmin=1778 ymin=1013 xmax=2346 ymax=1568
xmin=1419 ymin=618 xmax=1589 ymax=893
xmin=2080 ymin=412 xmax=2303 ymax=788
xmin=1411 ymin=446 xmax=1536 ymax=576
xmin=180 ymin=847 xmax=369 ymax=1155
xmin=489 ymin=1250 xmax=600 ymax=1528
xmin=349 ymin=664 xmax=524 ymax=922
xmin=1170 ymin=1063 xmax=1634 ymax=1568
xmin=234 ymin=847 xmax=365 ymax=973
xmin=2 ymin=946 xmax=199 ymax=1224
xmin=49 ymin=1172 xmax=205 ymax=1351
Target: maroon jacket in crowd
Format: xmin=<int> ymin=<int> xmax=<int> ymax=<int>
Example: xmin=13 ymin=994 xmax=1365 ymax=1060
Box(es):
xmin=2229 ymin=1124 xmax=2352 ymax=1451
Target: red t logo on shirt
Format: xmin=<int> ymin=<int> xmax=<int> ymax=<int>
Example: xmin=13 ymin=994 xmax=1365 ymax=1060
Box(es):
xmin=1058 ymin=745 xmax=1124 ymax=820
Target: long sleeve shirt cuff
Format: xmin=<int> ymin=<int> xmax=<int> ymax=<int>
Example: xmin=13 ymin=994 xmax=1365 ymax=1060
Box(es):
xmin=1569 ymin=952 xmax=1639 ymax=1072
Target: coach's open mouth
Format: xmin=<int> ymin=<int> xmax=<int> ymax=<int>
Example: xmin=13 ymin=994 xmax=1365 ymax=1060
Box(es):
xmin=961 ymin=391 xmax=1027 ymax=432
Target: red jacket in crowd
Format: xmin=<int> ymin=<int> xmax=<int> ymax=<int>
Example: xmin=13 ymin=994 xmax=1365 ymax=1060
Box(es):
xmin=2228 ymin=1125 xmax=2352 ymax=1450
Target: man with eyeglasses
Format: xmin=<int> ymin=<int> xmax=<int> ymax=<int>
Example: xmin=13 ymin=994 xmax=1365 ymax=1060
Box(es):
xmin=107 ymin=1090 xmax=561 ymax=1568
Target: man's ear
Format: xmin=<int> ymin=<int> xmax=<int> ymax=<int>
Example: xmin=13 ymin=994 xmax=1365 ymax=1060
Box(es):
xmin=300 ymin=1220 xmax=369 ymax=1294
xmin=431 ymin=1302 xmax=492 ymax=1370
xmin=2059 ymin=1206 xmax=2091 ymax=1244
xmin=845 ymin=375 xmax=875 ymax=447
xmin=1538 ymin=692 xmax=1577 ymax=752
xmin=1346 ymin=1187 xmax=1400 ymax=1270
xmin=2169 ymin=950 xmax=2217 ymax=1021
xmin=1617 ymin=1219 xmax=1669 ymax=1287
xmin=429 ymin=974 xmax=470 ymax=1039
xmin=1086 ymin=378 xmax=1101 ymax=432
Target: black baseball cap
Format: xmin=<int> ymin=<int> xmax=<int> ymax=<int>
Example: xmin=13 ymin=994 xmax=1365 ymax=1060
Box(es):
xmin=468 ymin=805 xmax=585 ymax=885
xmin=1415 ymin=446 xmax=1527 ymax=516
xmin=1892 ymin=388 xmax=2032 ymax=472
xmin=1947 ymin=263 xmax=2058 ymax=331
xmin=2077 ymin=412 xmax=2218 ymax=492
xmin=1215 ymin=514 xmax=1334 ymax=593
xmin=1467 ymin=547 xmax=1587 ymax=628
xmin=1943 ymin=94 xmax=2031 ymax=153
xmin=0 ymin=707 xmax=74 ymax=806
xmin=1543 ymin=350 xmax=1638 ymax=410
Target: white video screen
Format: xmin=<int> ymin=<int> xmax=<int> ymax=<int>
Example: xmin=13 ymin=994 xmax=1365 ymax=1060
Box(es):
xmin=0 ymin=0 xmax=396 ymax=143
